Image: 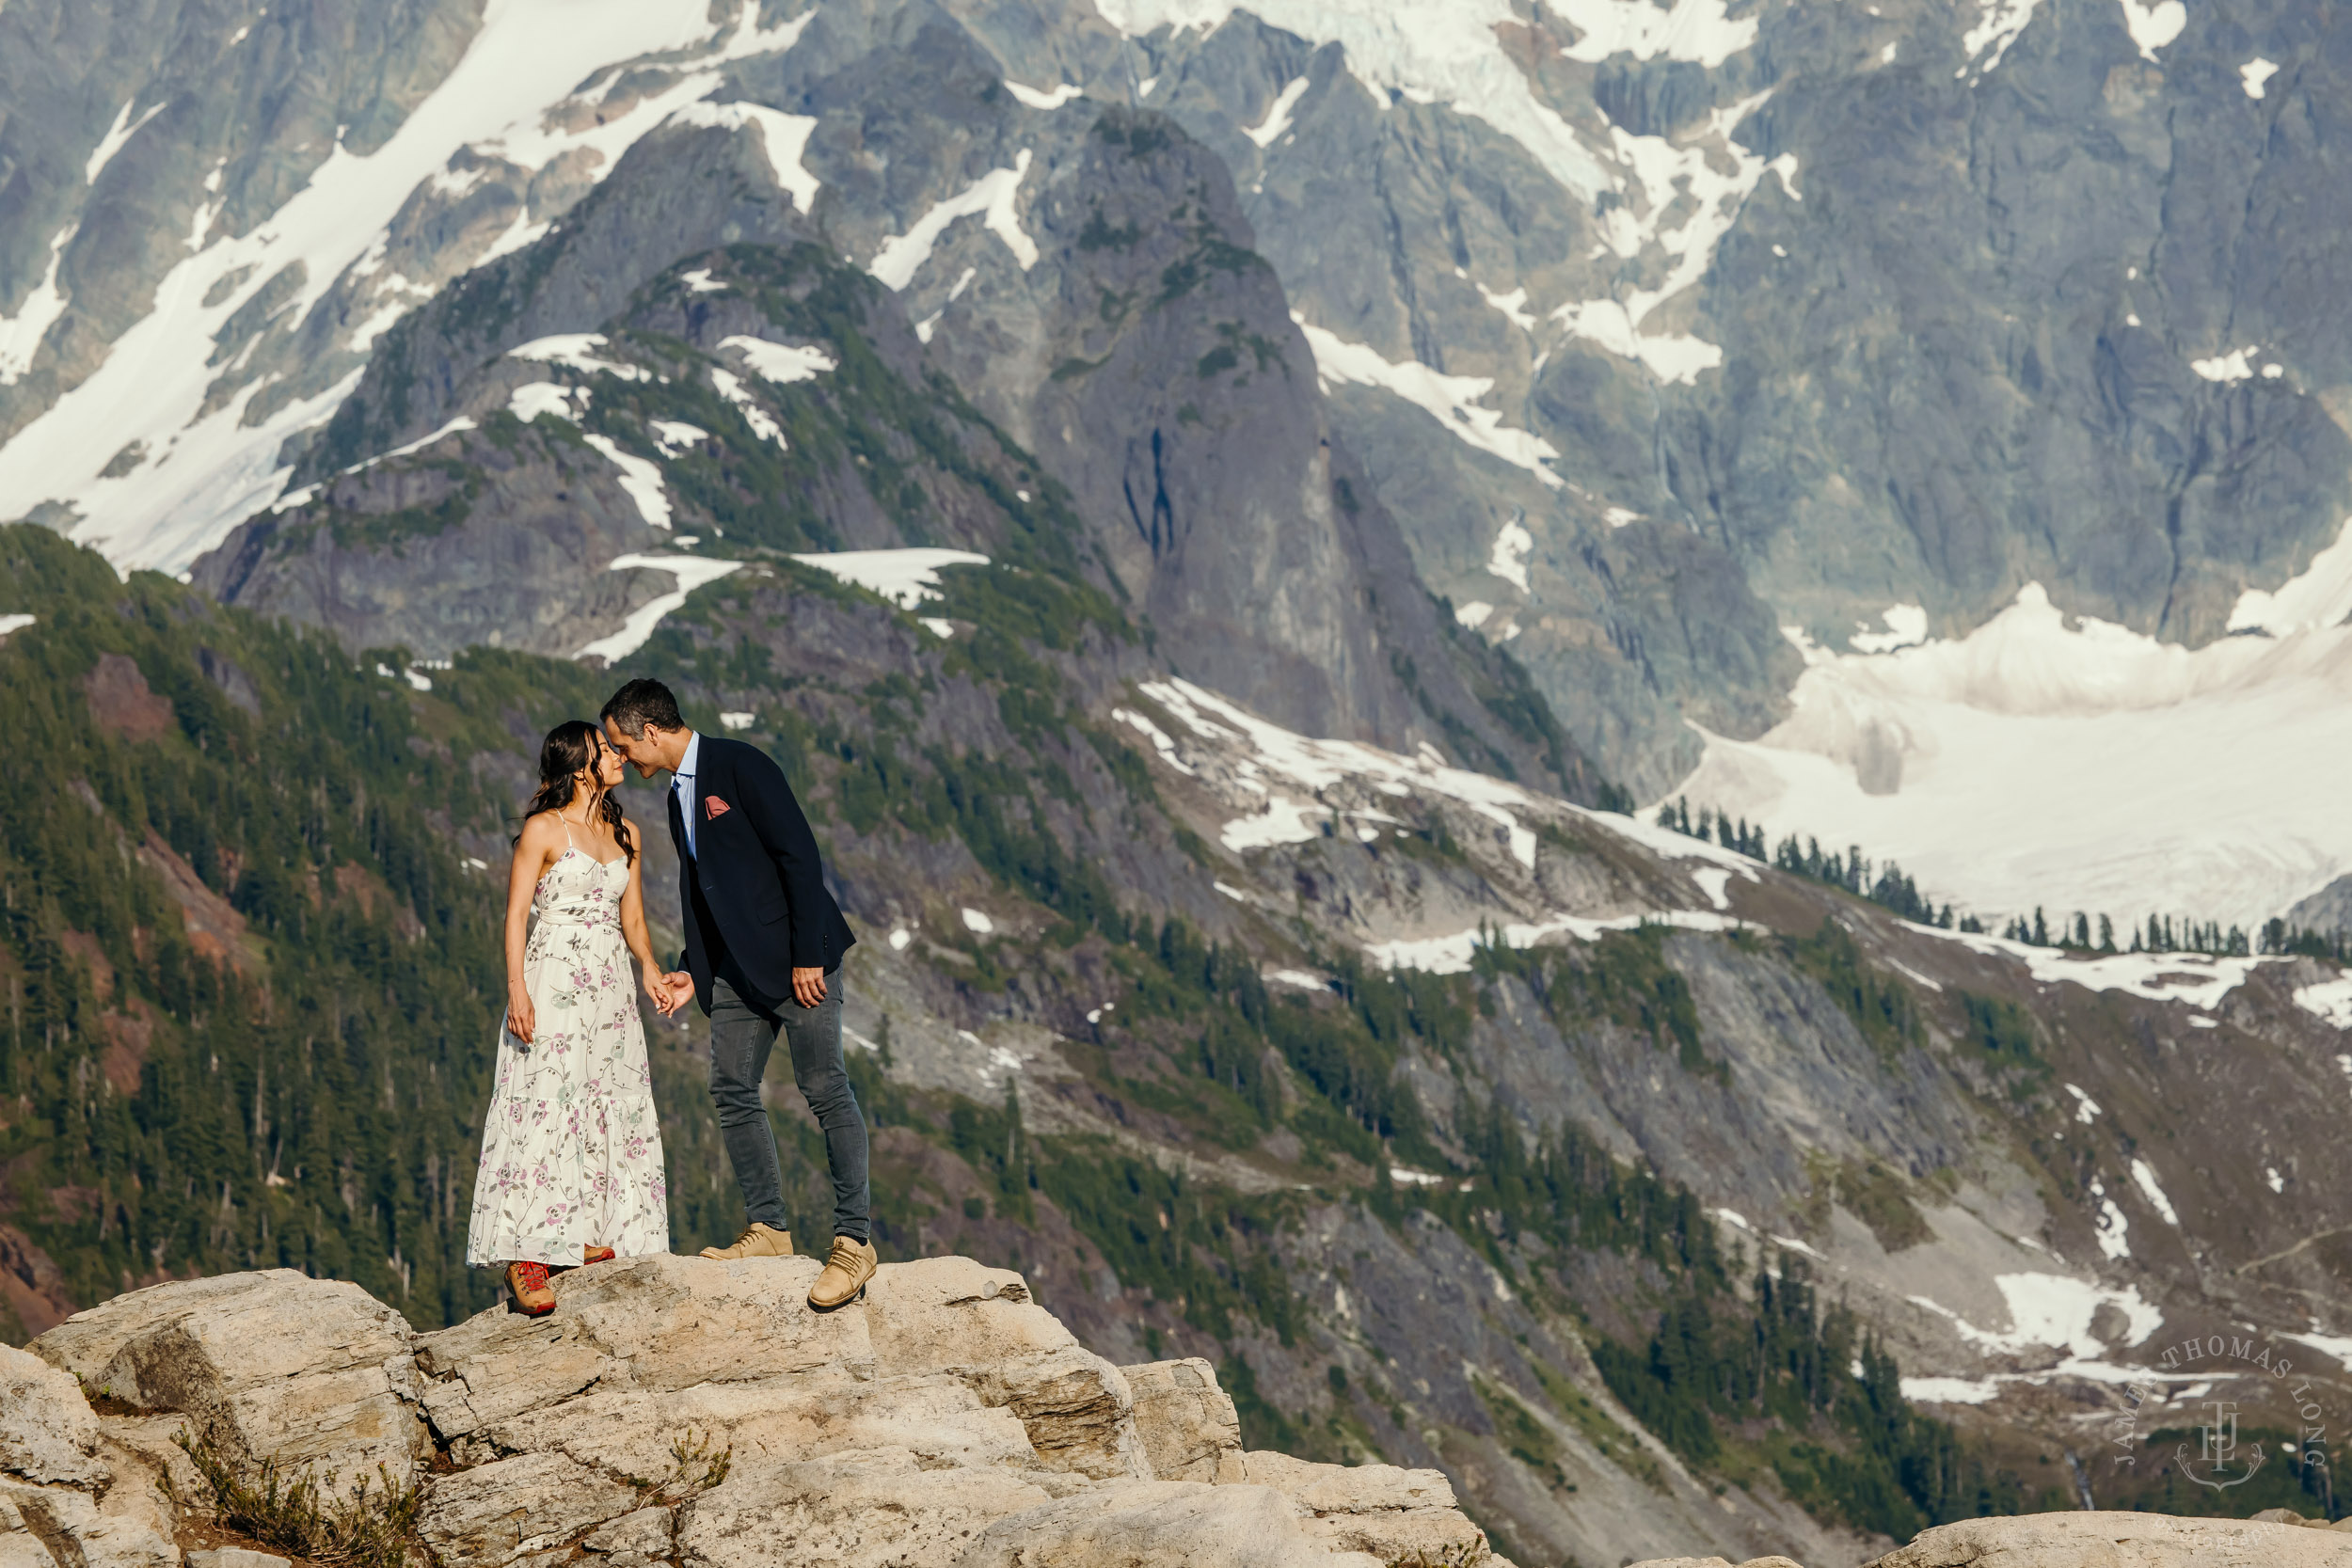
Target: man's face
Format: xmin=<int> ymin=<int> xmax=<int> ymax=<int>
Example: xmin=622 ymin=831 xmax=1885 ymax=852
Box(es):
xmin=602 ymin=718 xmax=665 ymax=778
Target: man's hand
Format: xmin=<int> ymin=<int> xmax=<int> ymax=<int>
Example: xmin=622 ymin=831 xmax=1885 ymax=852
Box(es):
xmin=791 ymin=966 xmax=828 ymax=1008
xmin=648 ymin=971 xmax=695 ymax=1015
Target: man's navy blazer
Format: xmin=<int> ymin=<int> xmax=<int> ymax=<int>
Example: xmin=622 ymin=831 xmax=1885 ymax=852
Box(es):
xmin=665 ymin=735 xmax=855 ymax=1012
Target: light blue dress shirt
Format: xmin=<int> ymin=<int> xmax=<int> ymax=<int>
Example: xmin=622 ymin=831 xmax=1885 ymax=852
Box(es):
xmin=673 ymin=730 xmax=703 ymax=860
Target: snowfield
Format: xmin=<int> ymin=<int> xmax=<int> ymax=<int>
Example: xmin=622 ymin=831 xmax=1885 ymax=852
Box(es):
xmin=1678 ymin=521 xmax=2352 ymax=930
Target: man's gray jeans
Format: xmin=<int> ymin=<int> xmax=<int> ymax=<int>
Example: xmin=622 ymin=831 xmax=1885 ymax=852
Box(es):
xmin=707 ymin=973 xmax=869 ymax=1244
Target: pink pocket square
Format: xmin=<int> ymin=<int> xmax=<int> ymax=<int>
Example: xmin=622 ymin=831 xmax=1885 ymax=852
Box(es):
xmin=705 ymin=795 xmax=732 ymax=819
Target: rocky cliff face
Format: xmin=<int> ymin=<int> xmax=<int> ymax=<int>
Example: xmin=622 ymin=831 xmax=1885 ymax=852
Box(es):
xmin=11 ymin=0 xmax=2352 ymax=797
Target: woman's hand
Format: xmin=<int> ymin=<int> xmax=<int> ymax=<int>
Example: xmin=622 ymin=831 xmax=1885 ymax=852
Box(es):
xmin=506 ymin=990 xmax=536 ymax=1044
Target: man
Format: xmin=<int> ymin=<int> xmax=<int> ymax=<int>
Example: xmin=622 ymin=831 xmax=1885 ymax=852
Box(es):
xmin=599 ymin=678 xmax=875 ymax=1310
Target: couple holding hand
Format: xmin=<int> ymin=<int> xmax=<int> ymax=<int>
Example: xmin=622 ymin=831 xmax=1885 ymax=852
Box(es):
xmin=462 ymin=679 xmax=872 ymax=1316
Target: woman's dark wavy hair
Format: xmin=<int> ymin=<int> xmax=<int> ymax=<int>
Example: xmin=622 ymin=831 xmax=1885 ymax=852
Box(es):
xmin=517 ymin=720 xmax=634 ymax=864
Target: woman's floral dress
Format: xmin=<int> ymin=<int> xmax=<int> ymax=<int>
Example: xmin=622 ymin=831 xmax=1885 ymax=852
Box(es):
xmin=466 ymin=845 xmax=669 ymax=1265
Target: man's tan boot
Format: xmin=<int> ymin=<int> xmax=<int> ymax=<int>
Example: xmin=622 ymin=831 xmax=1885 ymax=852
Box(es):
xmin=700 ymin=1223 xmax=793 ymax=1261
xmin=808 ymin=1236 xmax=877 ymax=1309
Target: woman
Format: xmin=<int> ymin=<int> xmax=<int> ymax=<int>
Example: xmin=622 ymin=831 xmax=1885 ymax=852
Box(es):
xmin=467 ymin=720 xmax=677 ymax=1313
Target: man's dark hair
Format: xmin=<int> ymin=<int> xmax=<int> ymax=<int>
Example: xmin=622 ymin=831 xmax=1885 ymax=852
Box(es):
xmin=600 ymin=677 xmax=685 ymax=737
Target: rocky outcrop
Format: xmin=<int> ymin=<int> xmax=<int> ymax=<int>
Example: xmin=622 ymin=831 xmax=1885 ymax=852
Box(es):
xmin=1864 ymin=1512 xmax=2352 ymax=1566
xmin=28 ymin=1269 xmax=428 ymax=1496
xmin=17 ymin=1258 xmax=1504 ymax=1568
xmin=1 ymin=1343 xmax=179 ymax=1568
xmin=1625 ymin=1512 xmax=2352 ymax=1567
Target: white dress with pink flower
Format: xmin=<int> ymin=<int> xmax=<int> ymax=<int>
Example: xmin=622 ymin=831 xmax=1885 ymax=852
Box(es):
xmin=466 ymin=845 xmax=669 ymax=1265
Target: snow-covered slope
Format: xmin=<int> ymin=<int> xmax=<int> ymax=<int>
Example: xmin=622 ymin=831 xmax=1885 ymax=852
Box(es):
xmin=10 ymin=0 xmax=2352 ymax=938
xmin=1681 ymin=519 xmax=2352 ymax=930
xmin=0 ymin=0 xmax=813 ymax=575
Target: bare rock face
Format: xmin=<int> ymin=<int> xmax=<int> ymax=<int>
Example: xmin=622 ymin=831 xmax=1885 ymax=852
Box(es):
xmin=1631 ymin=1514 xmax=2352 ymax=1568
xmin=0 ymin=1343 xmax=106 ymax=1488
xmin=11 ymin=1258 xmax=1507 ymax=1568
xmin=955 ymin=1481 xmax=1336 ymax=1567
xmin=1236 ymin=1451 xmax=1485 ymax=1566
xmin=1120 ymin=1357 xmax=1245 ymax=1483
xmin=28 ymin=1268 xmax=428 ymax=1495
xmin=0 ymin=1346 xmax=179 ymax=1568
xmin=1862 ymin=1511 xmax=2352 ymax=1566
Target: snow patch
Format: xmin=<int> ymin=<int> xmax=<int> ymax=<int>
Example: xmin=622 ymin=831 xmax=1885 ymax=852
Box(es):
xmin=0 ymin=228 xmax=76 ymax=387
xmin=1961 ymin=0 xmax=2043 ymax=71
xmin=1112 ymin=705 xmax=1199 ymax=776
xmin=2294 ymin=976 xmax=2352 ymax=1029
xmin=2064 ymin=1084 xmax=2102 ymax=1124
xmin=338 ymin=415 xmax=478 ymax=476
xmin=2241 ymin=57 xmax=2280 ymax=98
xmin=2088 ymin=1179 xmax=2131 ymax=1261
xmin=720 ymin=335 xmax=836 ymax=385
xmin=2286 ymin=1331 xmax=2352 ymax=1368
xmin=1478 ymin=285 xmax=1537 ymax=332
xmin=1486 ymin=517 xmax=1533 ymax=591
xmin=1245 ymin=76 xmax=1311 ymax=147
xmin=580 ymin=435 xmax=673 ymax=530
xmin=1942 ymin=1272 xmax=2163 ymax=1362
xmin=718 ymin=710 xmax=755 ymax=731
xmin=2130 ymin=1159 xmax=2179 ymax=1227
xmin=1850 ymin=604 xmax=1929 ymax=654
xmin=961 ymin=907 xmax=994 ymax=934
xmin=868 ymin=150 xmax=1038 ymax=290
xmin=87 ymin=101 xmax=167 ymax=184
xmin=680 ymin=268 xmax=727 ymax=293
xmin=2192 ymin=347 xmax=2258 ymax=383
xmin=575 ymin=553 xmax=745 ymax=662
xmin=2228 ymin=516 xmax=2352 ymax=635
xmin=1092 ymin=0 xmax=1614 ymax=197
xmin=1295 ymin=317 xmax=1562 ymax=484
xmin=649 ymin=420 xmax=707 ymax=456
xmin=787 ymin=547 xmax=990 ymax=610
xmin=1222 ymin=796 xmax=1330 ymax=850
xmin=508 ymin=382 xmax=585 ymax=423
xmin=2115 ymin=0 xmax=2186 ymax=60
xmin=1267 ymin=969 xmax=1329 ymax=990
xmin=510 ymin=333 xmax=648 ymax=380
xmin=708 ymin=368 xmax=784 ymax=446
xmin=1363 ymin=909 xmax=1749 ymax=974
xmin=666 ymin=100 xmax=819 ymax=212
xmin=1454 ymin=601 xmax=1495 ymax=629
xmin=1552 ymin=92 xmax=1797 ymax=385
xmin=0 ymin=615 xmax=36 ymax=639
xmin=1004 ymin=79 xmax=1086 ymax=109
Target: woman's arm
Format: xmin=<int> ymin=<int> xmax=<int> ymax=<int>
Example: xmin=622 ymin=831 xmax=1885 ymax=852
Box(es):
xmin=618 ymin=828 xmax=685 ymax=1015
xmin=504 ymin=816 xmax=560 ymax=1042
